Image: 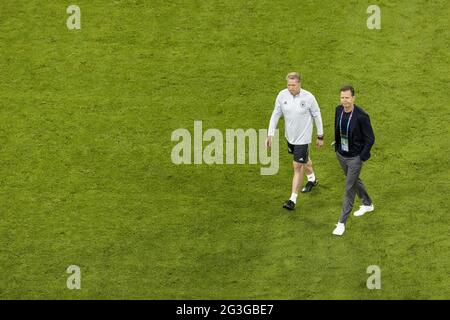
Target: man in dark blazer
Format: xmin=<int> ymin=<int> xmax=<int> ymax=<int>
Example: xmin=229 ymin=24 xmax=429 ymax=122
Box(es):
xmin=332 ymin=85 xmax=375 ymax=236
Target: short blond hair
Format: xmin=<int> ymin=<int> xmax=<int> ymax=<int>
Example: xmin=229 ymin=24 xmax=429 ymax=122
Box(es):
xmin=286 ymin=72 xmax=301 ymax=82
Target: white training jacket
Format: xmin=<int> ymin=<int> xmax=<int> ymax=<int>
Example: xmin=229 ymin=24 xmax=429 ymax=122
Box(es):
xmin=268 ymin=88 xmax=323 ymax=145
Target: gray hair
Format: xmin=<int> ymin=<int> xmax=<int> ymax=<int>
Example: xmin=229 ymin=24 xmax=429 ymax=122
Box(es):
xmin=286 ymin=72 xmax=301 ymax=82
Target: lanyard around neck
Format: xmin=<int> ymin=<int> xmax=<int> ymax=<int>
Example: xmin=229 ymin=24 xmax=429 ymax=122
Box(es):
xmin=339 ymin=108 xmax=354 ymax=137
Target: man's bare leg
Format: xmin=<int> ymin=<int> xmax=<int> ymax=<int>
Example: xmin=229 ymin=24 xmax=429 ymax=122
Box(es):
xmin=292 ymin=161 xmax=305 ymax=195
xmin=304 ymin=157 xmax=314 ymax=176
xmin=283 ymin=161 xmax=305 ymax=210
xmin=302 ymin=157 xmax=318 ymax=193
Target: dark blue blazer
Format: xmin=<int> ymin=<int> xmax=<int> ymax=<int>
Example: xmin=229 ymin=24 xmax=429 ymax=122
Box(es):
xmin=334 ymin=105 xmax=375 ymax=161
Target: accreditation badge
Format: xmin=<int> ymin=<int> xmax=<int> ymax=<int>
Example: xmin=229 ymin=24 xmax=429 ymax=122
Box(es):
xmin=341 ymin=135 xmax=349 ymax=152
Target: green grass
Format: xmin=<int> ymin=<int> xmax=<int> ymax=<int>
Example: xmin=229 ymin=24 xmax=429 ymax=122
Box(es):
xmin=0 ymin=0 xmax=449 ymax=299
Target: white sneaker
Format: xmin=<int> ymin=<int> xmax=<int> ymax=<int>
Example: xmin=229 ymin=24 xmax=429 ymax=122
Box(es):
xmin=332 ymin=222 xmax=345 ymax=236
xmin=354 ymin=204 xmax=374 ymax=217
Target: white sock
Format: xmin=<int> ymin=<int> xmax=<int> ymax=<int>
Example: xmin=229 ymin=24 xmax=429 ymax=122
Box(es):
xmin=289 ymin=193 xmax=298 ymax=204
xmin=307 ymin=172 xmax=316 ymax=182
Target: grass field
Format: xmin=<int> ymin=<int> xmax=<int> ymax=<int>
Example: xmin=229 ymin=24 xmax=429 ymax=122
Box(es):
xmin=0 ymin=0 xmax=449 ymax=299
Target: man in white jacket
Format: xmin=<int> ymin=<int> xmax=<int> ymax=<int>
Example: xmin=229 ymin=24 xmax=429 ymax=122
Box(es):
xmin=266 ymin=72 xmax=324 ymax=210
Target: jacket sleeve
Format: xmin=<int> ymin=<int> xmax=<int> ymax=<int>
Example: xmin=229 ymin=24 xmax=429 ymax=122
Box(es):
xmin=310 ymin=96 xmax=324 ymax=136
xmin=359 ymin=113 xmax=375 ymax=161
xmin=334 ymin=106 xmax=340 ymax=152
xmin=268 ymin=95 xmax=283 ymax=136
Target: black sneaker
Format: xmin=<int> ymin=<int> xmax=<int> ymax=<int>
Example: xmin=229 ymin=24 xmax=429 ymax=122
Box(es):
xmin=301 ymin=180 xmax=318 ymax=193
xmin=282 ymin=200 xmax=295 ymax=210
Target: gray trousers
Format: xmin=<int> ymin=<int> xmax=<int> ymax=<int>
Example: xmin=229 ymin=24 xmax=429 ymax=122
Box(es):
xmin=336 ymin=152 xmax=372 ymax=224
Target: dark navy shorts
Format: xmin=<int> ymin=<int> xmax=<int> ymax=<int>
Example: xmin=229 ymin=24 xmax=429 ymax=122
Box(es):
xmin=287 ymin=142 xmax=309 ymax=164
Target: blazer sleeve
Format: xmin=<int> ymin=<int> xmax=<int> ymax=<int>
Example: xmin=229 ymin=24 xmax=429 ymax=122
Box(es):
xmin=359 ymin=113 xmax=375 ymax=161
xmin=334 ymin=106 xmax=340 ymax=152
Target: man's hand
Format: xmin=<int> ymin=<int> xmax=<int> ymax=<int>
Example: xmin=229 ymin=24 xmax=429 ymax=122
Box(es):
xmin=316 ymin=137 xmax=324 ymax=149
xmin=265 ymin=136 xmax=273 ymax=148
